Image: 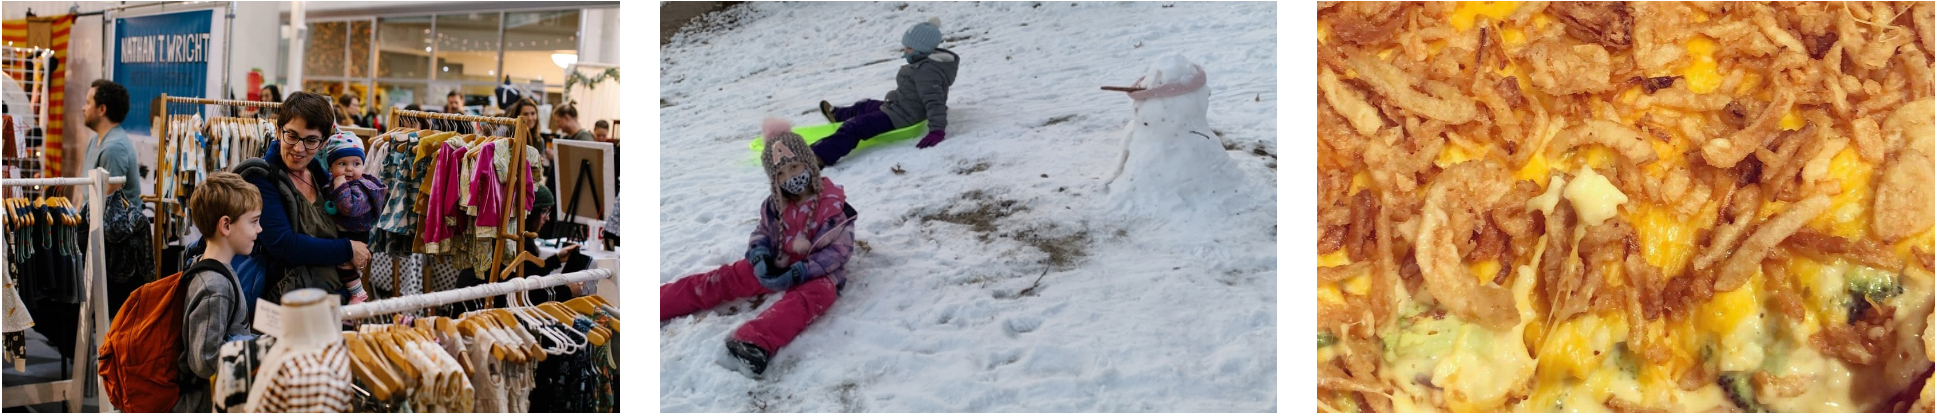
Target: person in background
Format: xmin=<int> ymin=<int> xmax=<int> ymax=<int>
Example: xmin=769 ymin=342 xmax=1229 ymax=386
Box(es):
xmin=398 ymin=104 xmax=425 ymax=129
xmin=505 ymin=97 xmax=557 ymax=194
xmin=552 ymin=102 xmax=594 ymax=142
xmin=593 ymin=119 xmax=611 ymax=143
xmin=259 ymin=84 xmax=282 ymax=118
xmin=175 ymin=172 xmax=261 ymax=413
xmin=438 ymin=90 xmax=474 ymax=134
xmin=335 ymin=93 xmax=366 ymax=128
xmin=810 ymin=17 xmax=959 ymax=166
xmin=82 ymin=79 xmax=154 ymax=317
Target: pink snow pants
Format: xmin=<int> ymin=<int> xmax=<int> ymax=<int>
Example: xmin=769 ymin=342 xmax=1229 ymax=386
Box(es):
xmin=661 ymin=259 xmax=840 ymax=354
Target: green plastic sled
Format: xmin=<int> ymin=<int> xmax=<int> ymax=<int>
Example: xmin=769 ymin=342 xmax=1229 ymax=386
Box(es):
xmin=751 ymin=120 xmax=929 ymax=152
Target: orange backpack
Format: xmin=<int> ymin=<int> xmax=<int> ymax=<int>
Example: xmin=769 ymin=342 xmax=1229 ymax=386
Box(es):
xmin=97 ymin=259 xmax=233 ymax=412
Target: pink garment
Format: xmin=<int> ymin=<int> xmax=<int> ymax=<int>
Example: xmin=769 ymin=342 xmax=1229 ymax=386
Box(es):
xmin=660 ymin=259 xmax=840 ymax=354
xmin=422 ymin=142 xmax=467 ymax=248
xmin=471 ymin=143 xmax=504 ymax=228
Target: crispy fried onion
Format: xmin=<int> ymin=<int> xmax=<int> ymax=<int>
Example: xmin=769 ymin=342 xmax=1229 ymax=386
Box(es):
xmin=1364 ymin=127 xmax=1445 ymax=197
xmin=1343 ymin=54 xmax=1480 ymax=124
xmin=1872 ymin=143 xmax=1936 ymax=243
xmin=1550 ymin=217 xmax=1636 ymax=321
xmin=1761 ymin=259 xmax=1809 ymax=321
xmin=1849 ymin=116 xmax=1887 ymax=163
xmin=1416 ymin=161 xmax=1522 ymax=328
xmin=1811 ymin=303 xmax=1897 ymax=365
xmin=1318 ymin=334 xmax=1394 ymax=413
xmin=1714 ymin=195 xmax=1834 ymax=292
xmin=1321 ymin=1 xmax=1414 ymax=47
xmin=1550 ymin=1 xmax=1635 ymax=50
xmin=1319 ymin=170 xmax=1353 ymax=254
xmin=1522 ymin=41 xmax=1618 ymax=95
xmin=1319 ymin=67 xmax=1385 ymax=137
xmin=1694 ymin=184 xmax=1765 ymax=271
xmin=1702 ymin=87 xmax=1796 ymax=168
xmin=1552 ymin=119 xmax=1660 ymax=165
xmin=1784 ymin=231 xmax=1905 ymax=273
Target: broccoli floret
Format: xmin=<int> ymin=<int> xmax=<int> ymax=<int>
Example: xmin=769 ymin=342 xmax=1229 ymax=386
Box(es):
xmin=1845 ymin=266 xmax=1902 ymax=323
xmin=1718 ymin=371 xmax=1768 ymax=413
xmin=1319 ymin=332 xmax=1339 ymax=348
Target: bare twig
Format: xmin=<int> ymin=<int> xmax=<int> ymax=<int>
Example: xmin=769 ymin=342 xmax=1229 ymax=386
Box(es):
xmin=1017 ymin=266 xmax=1051 ymax=297
xmin=1101 ymin=86 xmax=1146 ymax=92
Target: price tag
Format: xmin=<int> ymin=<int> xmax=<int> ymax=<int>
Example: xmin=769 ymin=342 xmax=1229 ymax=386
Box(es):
xmin=253 ymin=299 xmax=283 ymax=337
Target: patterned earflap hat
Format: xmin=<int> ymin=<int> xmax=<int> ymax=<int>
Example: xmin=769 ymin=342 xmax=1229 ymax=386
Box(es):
xmin=760 ymin=118 xmax=822 ymax=202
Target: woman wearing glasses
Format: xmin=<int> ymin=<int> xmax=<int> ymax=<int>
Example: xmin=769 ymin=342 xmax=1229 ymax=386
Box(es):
xmin=233 ymin=92 xmax=372 ymax=306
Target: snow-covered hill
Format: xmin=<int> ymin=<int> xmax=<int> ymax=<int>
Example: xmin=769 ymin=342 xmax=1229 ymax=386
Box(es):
xmin=659 ymin=2 xmax=1278 ymax=412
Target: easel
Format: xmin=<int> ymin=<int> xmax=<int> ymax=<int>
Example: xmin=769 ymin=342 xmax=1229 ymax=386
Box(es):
xmin=0 ymin=169 xmax=126 ymax=412
xmin=143 ymin=95 xmax=281 ymax=277
xmin=552 ymin=158 xmax=603 ymax=245
xmin=384 ymin=108 xmax=538 ymax=283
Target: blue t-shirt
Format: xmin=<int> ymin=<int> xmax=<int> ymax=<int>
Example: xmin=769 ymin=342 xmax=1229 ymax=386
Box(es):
xmin=231 ymin=254 xmax=265 ymax=315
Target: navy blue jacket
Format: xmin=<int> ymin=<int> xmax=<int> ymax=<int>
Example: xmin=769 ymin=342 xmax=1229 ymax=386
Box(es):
xmin=239 ymin=141 xmax=352 ymax=298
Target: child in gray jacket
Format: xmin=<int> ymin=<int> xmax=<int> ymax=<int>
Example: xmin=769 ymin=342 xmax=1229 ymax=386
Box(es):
xmin=177 ymin=173 xmax=263 ymax=412
xmin=811 ymin=17 xmax=960 ymax=166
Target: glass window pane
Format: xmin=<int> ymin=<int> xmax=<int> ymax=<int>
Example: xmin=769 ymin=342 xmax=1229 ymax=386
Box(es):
xmin=377 ymin=15 xmax=432 ymax=79
xmin=305 ymin=21 xmax=347 ymax=78
xmin=503 ymin=10 xmax=579 ymax=89
xmin=434 ymin=13 xmax=501 ymax=83
xmin=378 ymin=82 xmax=428 ymax=110
xmin=348 ymin=20 xmax=373 ymax=78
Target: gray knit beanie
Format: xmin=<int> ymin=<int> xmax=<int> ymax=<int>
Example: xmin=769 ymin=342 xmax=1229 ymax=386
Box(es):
xmin=901 ymin=17 xmax=943 ymax=54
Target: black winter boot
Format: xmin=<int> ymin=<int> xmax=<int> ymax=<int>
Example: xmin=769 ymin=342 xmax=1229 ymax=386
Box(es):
xmin=725 ymin=338 xmax=770 ymax=377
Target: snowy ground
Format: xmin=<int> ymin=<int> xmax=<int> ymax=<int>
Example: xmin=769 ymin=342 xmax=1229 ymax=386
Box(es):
xmin=659 ymin=2 xmax=1278 ymax=412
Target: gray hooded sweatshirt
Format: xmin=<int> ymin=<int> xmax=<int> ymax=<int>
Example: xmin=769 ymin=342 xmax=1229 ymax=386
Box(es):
xmin=176 ymin=261 xmax=251 ymax=413
xmin=881 ymin=48 xmax=959 ymax=132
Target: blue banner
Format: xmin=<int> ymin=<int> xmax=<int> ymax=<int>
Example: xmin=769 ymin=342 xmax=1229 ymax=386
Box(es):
xmin=114 ymin=10 xmax=212 ymax=133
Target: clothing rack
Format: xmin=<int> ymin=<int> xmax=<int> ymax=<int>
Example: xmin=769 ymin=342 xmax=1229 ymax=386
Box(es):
xmin=385 ymin=108 xmax=534 ymax=282
xmin=145 ymin=95 xmax=281 ymax=277
xmin=0 ymin=169 xmax=125 ymax=412
xmin=2 ymin=46 xmax=55 ymax=191
xmin=341 ymin=268 xmax=612 ymax=320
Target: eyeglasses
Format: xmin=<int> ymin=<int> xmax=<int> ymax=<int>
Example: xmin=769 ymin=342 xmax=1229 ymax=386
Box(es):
xmin=283 ymin=130 xmax=325 ymax=150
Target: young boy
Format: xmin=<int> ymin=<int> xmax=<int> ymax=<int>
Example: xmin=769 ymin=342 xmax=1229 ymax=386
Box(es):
xmin=178 ymin=172 xmax=262 ymax=412
xmin=662 ymin=119 xmax=857 ymax=377
xmin=318 ymin=132 xmax=385 ymax=304
xmin=811 ymin=17 xmax=959 ymax=166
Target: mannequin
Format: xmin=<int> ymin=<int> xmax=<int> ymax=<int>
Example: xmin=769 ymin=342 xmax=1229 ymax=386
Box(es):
xmin=244 ymin=289 xmax=352 ymax=412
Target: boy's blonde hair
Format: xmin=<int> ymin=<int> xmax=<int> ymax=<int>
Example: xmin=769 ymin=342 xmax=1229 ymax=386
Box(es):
xmin=189 ymin=172 xmax=262 ymax=237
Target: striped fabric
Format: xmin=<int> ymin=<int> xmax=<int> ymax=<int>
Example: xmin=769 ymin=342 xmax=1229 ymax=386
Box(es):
xmin=1 ymin=15 xmax=72 ymax=176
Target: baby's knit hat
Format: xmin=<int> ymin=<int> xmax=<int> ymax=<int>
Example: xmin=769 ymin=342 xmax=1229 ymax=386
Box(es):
xmin=316 ymin=130 xmax=365 ymax=167
xmin=902 ymin=17 xmax=943 ymax=54
xmin=760 ymin=118 xmax=822 ymax=200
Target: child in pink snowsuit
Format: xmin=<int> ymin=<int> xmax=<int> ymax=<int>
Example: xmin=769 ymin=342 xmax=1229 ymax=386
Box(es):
xmin=661 ymin=119 xmax=857 ymax=377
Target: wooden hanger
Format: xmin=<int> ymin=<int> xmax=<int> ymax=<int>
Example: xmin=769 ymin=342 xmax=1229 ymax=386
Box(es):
xmin=343 ymin=332 xmax=401 ymax=401
xmin=498 ymin=249 xmax=546 ymax=281
xmin=368 ymin=327 xmax=422 ymax=383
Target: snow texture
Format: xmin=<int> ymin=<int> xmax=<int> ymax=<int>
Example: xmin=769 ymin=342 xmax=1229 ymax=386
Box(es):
xmin=661 ymin=2 xmax=1277 ymax=412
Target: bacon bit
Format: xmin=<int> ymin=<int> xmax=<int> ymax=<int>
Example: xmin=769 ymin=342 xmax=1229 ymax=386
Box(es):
xmin=1805 ymin=32 xmax=1840 ymax=59
xmin=1552 ymin=1 xmax=1636 ymax=50
xmin=1346 ymin=191 xmax=1382 ymax=261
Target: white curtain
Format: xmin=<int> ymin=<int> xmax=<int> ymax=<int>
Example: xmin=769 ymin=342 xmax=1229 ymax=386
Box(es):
xmin=565 ymin=62 xmax=620 ymax=127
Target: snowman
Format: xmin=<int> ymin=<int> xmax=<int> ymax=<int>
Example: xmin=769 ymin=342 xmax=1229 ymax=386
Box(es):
xmin=1105 ymin=54 xmax=1247 ymax=219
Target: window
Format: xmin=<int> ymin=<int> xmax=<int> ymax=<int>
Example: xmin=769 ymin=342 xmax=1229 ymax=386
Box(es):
xmin=376 ymin=16 xmax=432 ymax=79
xmin=502 ymin=10 xmax=579 ymax=89
xmin=305 ymin=21 xmax=347 ymax=78
xmin=435 ymin=12 xmax=500 ymax=83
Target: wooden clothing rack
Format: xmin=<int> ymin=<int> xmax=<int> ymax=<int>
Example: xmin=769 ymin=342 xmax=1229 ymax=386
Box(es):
xmin=384 ymin=108 xmax=538 ymax=283
xmin=0 ymin=169 xmax=126 ymax=412
xmin=143 ymin=95 xmax=281 ymax=277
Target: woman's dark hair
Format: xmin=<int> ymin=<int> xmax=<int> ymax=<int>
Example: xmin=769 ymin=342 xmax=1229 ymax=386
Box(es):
xmin=278 ymin=91 xmax=337 ymax=133
xmin=262 ymin=84 xmax=283 ymax=102
xmin=89 ymin=80 xmax=130 ymax=124
xmin=337 ymin=93 xmax=358 ymax=107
